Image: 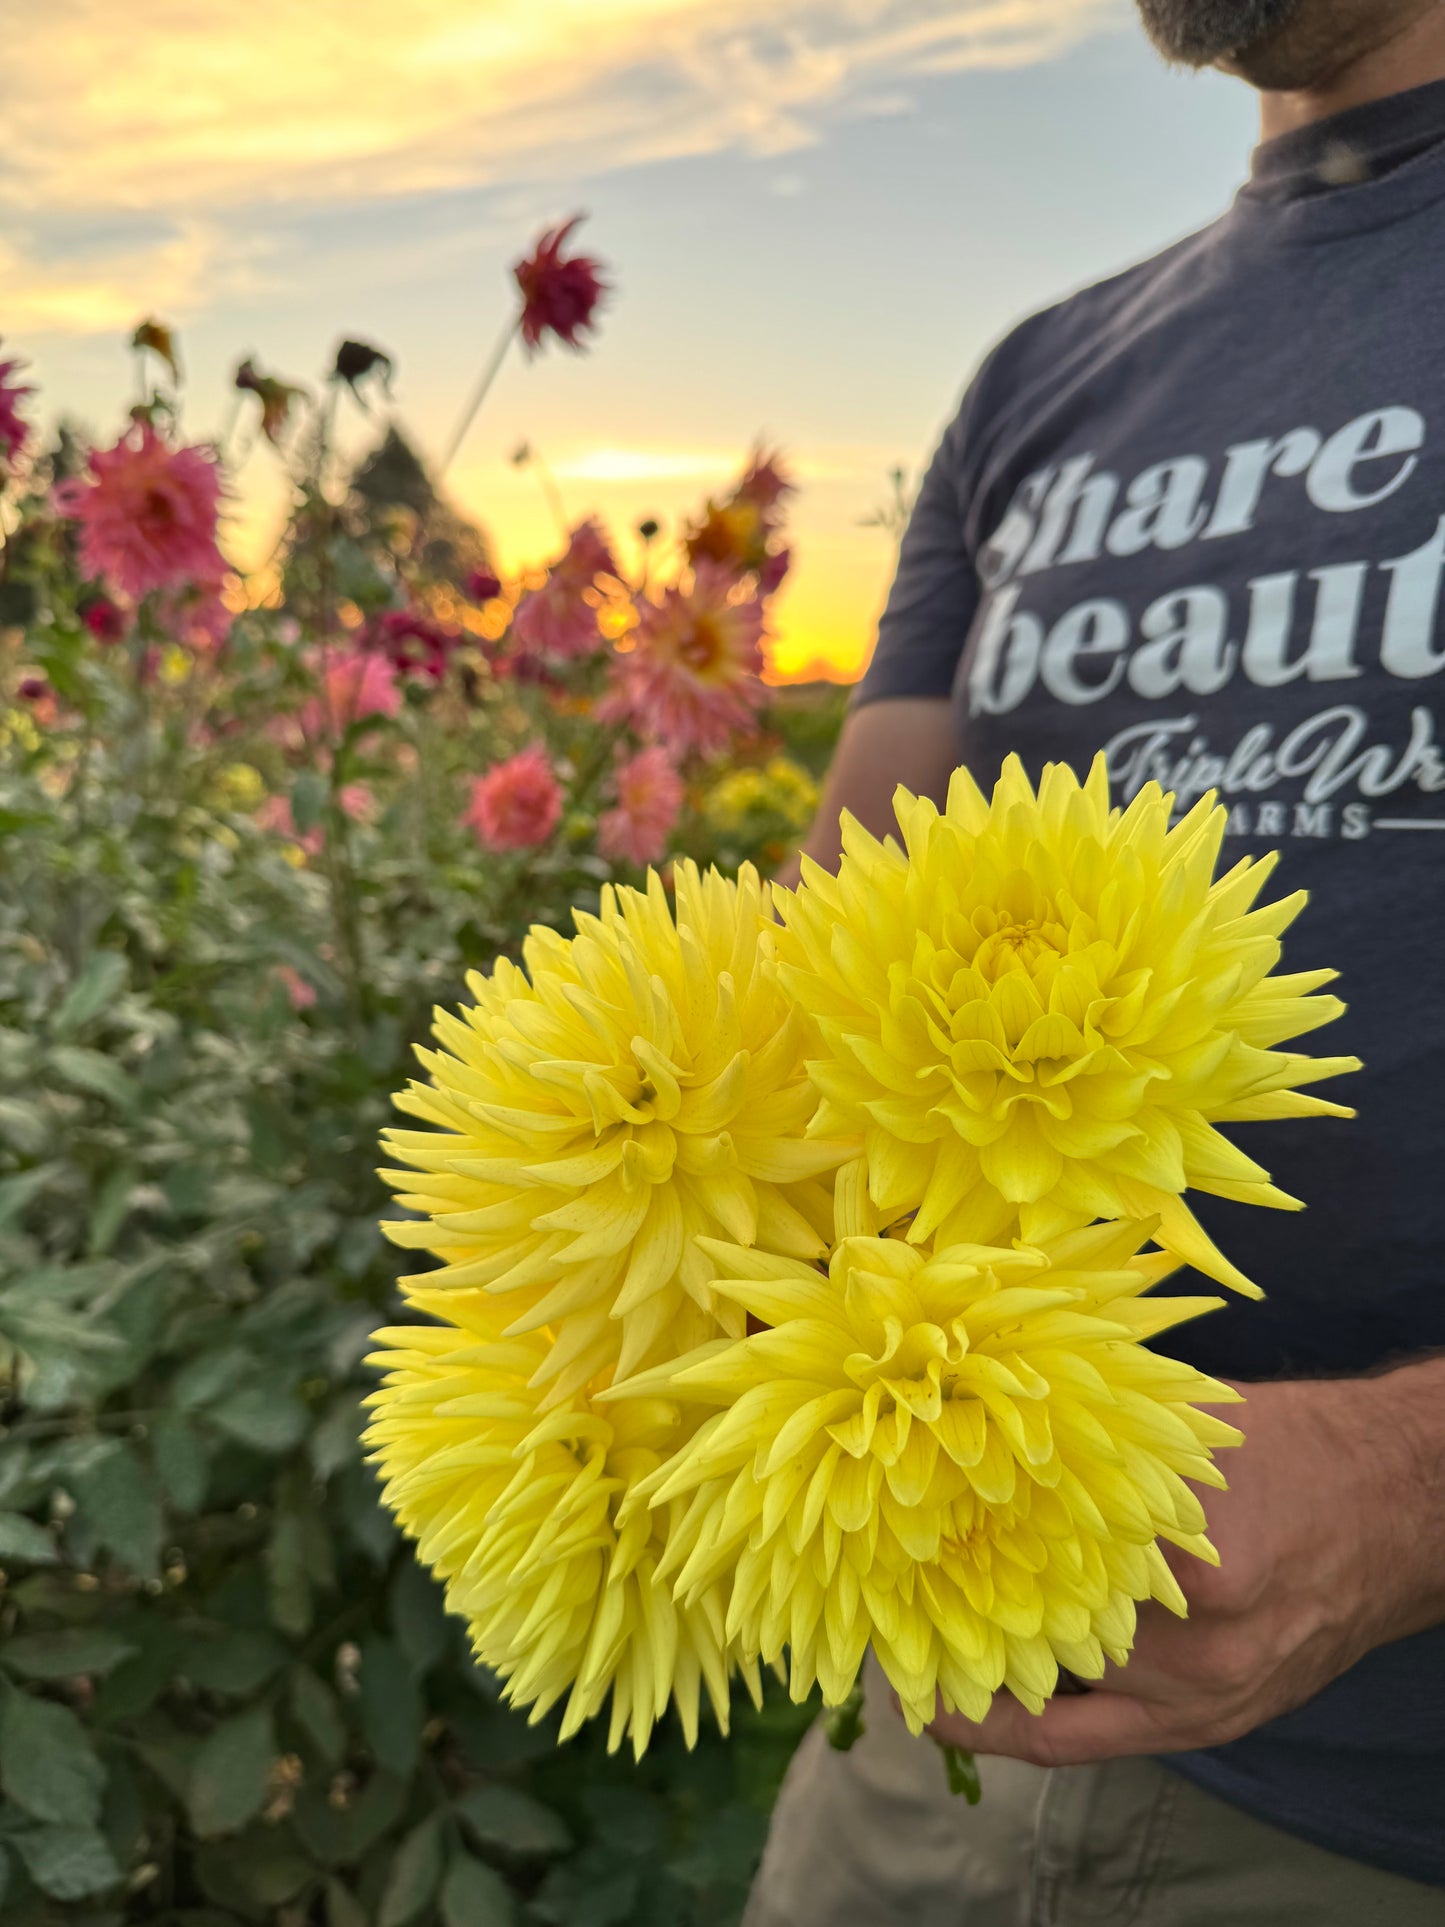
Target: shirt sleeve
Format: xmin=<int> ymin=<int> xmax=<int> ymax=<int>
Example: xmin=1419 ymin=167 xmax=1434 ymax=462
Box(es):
xmin=852 ymin=393 xmax=981 ymax=710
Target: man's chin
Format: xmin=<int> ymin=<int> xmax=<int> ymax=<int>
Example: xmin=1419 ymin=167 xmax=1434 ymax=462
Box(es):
xmin=1134 ymin=0 xmax=1309 ymax=71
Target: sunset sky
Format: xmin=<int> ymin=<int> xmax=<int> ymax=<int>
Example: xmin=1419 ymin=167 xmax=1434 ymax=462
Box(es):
xmin=8 ymin=0 xmax=1257 ymax=679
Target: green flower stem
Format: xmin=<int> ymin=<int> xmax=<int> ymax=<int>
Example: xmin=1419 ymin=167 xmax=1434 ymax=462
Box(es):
xmin=823 ymin=1678 xmax=866 ymax=1753
xmin=938 ymin=1742 xmax=982 ymax=1805
xmin=440 ymin=315 xmax=521 ymax=478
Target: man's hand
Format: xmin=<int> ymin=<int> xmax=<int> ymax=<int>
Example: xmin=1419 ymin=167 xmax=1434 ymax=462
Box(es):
xmin=926 ymin=1360 xmax=1445 ymax=1767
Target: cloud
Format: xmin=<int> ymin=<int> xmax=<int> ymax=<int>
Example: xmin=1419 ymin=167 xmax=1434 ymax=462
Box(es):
xmin=8 ymin=0 xmax=1120 ymax=221
xmin=0 ymin=223 xmax=255 ymax=338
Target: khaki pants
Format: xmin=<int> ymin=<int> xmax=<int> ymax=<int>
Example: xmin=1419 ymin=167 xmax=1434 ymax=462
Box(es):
xmin=744 ymin=1664 xmax=1445 ymax=1927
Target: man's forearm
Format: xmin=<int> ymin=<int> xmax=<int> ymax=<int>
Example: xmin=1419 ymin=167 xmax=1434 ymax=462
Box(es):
xmin=1340 ymin=1354 xmax=1445 ymax=1643
xmin=781 ymin=695 xmax=958 ymax=888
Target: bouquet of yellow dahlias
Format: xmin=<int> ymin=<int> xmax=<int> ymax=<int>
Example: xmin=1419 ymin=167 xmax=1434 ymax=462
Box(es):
xmin=366 ymin=756 xmax=1358 ymax=1778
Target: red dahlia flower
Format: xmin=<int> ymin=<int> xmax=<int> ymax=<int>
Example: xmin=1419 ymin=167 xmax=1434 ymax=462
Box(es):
xmin=0 ymin=350 xmax=34 ymax=469
xmin=514 ymin=216 xmax=609 ymax=354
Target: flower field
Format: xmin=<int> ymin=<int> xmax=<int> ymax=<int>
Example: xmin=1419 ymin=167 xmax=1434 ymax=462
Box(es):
xmin=0 ymin=227 xmax=847 ymax=1924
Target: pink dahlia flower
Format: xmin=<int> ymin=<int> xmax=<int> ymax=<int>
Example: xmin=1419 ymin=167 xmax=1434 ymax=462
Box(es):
xmin=462 ymin=745 xmax=562 ymax=852
xmin=255 ymin=794 xmax=324 ymax=858
xmin=514 ymin=216 xmax=609 ymax=354
xmin=274 ymin=963 xmax=318 ymax=1011
xmin=511 ymin=519 xmax=616 ymax=661
xmin=0 ymin=351 xmax=34 ymax=468
xmin=598 ymin=745 xmax=685 ymax=866
xmin=339 ymin=782 xmax=378 ymax=824
xmin=55 ymin=425 xmax=224 ymax=602
xmin=301 ymin=646 xmax=402 ymax=740
xmin=154 ymin=579 xmax=234 ymax=654
xmin=600 ymin=563 xmax=767 ymax=759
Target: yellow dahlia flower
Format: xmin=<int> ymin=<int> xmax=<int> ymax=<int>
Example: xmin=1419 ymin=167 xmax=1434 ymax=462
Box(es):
xmin=775 ymin=755 xmax=1358 ymax=1295
xmin=381 ymin=862 xmax=849 ymax=1398
xmin=365 ymin=1289 xmax=760 ymax=1756
xmin=616 ymin=1205 xmax=1241 ymax=1734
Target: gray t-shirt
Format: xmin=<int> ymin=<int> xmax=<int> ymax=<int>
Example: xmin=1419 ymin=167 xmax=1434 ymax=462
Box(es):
xmin=858 ymin=79 xmax=1445 ymax=1889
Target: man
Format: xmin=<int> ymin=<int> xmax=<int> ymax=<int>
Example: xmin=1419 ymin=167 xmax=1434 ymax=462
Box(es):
xmin=745 ymin=4 xmax=1445 ymax=1921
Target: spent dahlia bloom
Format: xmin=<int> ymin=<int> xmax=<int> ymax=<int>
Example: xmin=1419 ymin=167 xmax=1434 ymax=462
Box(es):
xmin=600 ymin=564 xmax=767 ymax=759
xmin=0 ymin=349 xmax=34 ymax=468
xmin=511 ymin=520 xmax=617 ymax=661
xmin=514 ymin=215 xmax=609 ymax=353
xmin=55 ymin=425 xmax=225 ymax=602
xmin=365 ymin=1292 xmax=759 ymax=1756
xmin=598 ymin=745 xmax=685 ymax=866
xmin=776 ymin=755 xmax=1359 ymax=1295
xmin=461 ymin=746 xmax=563 ymax=851
xmin=380 ymin=863 xmax=852 ymax=1394
xmin=621 ymin=1210 xmax=1241 ymax=1734
xmin=300 ymin=646 xmax=402 ymax=739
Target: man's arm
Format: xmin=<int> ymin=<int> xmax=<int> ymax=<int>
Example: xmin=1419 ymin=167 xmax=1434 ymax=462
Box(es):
xmin=779 ymin=696 xmax=958 ymax=887
xmin=926 ymin=1356 xmax=1445 ymax=1766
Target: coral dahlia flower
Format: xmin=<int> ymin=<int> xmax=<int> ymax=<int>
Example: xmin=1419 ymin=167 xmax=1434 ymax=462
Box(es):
xmin=380 ymin=863 xmax=851 ymax=1394
xmin=461 ymin=746 xmax=563 ymax=852
xmin=365 ymin=1291 xmax=759 ymax=1757
xmin=621 ymin=1210 xmax=1241 ymax=1735
xmin=55 ymin=425 xmax=225 ymax=603
xmin=514 ymin=215 xmax=609 ymax=354
xmin=598 ymin=746 xmax=685 ymax=866
xmin=301 ymin=646 xmax=402 ymax=739
xmin=600 ymin=564 xmax=767 ymax=760
xmin=775 ymin=756 xmax=1359 ymax=1295
xmin=511 ymin=520 xmax=617 ymax=661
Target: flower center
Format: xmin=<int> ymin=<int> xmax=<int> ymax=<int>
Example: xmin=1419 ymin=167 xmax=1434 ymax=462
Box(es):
xmin=679 ymin=614 xmax=724 ymax=675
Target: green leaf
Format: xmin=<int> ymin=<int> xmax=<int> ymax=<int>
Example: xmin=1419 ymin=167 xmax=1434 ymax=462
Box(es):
xmin=326 ymin=1876 xmax=370 ymax=1927
xmin=0 ymin=1510 xmax=58 ymax=1565
xmin=358 ymin=1637 xmax=422 ymax=1778
xmin=0 ymin=1098 xmax=49 ymax=1156
xmin=291 ymin=772 xmax=329 ymax=835
xmin=292 ymin=1770 xmax=406 ymax=1866
xmin=47 ymin=1046 xmax=139 ymax=1112
xmin=580 ymin=1785 xmax=665 ymax=1858
xmin=378 ymin=1815 xmax=444 ymax=1927
xmin=87 ymin=1164 xmax=139 ymax=1257
xmin=12 ymin=1823 xmax=121 ymax=1900
xmin=0 ymin=1684 xmax=106 ymax=1824
xmin=0 ymin=1165 xmax=59 ymax=1232
xmin=454 ymin=1785 xmax=572 ymax=1862
xmin=150 ymin=1410 xmax=209 ymax=1512
xmin=181 ymin=1631 xmax=287 ymax=1697
xmin=389 ymin=1557 xmax=449 ymax=1676
xmin=288 ymin=1666 xmax=346 ymax=1768
xmin=71 ymin=1442 xmax=163 ymax=1581
xmin=210 ymin=1383 xmax=310 ymax=1455
xmin=266 ymin=1498 xmax=314 ymax=1639
xmin=2 ymin=1629 xmax=138 ymax=1681
xmin=440 ymin=1851 xmax=516 ymax=1927
xmin=186 ymin=1707 xmax=275 ymax=1840
xmin=53 ymin=952 xmax=128 ymax=1036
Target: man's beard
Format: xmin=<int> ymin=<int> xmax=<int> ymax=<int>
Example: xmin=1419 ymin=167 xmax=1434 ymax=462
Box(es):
xmin=1133 ymin=0 xmax=1308 ymax=66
